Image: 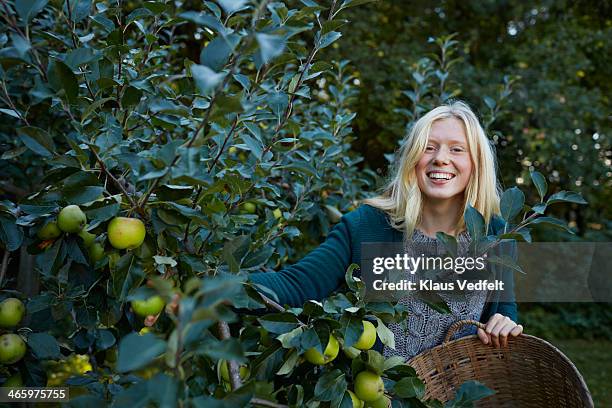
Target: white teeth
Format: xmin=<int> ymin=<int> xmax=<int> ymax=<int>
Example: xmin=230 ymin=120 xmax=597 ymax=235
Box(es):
xmin=428 ymin=172 xmax=454 ymax=180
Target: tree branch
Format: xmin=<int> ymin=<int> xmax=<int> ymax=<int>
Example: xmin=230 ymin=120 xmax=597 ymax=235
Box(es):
xmin=0 ymin=249 xmax=10 ymax=288
xmin=216 ymin=321 xmax=242 ymax=390
xmin=250 ymin=398 xmax=289 ymax=408
xmin=89 ymin=146 xmax=145 ymax=218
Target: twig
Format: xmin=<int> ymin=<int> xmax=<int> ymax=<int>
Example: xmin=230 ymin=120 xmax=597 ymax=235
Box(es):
xmin=89 ymin=146 xmax=145 ymax=218
xmin=216 ymin=321 xmax=242 ymax=390
xmin=0 ymin=0 xmax=47 ymax=80
xmin=0 ymin=249 xmax=10 ymax=288
xmin=0 ymin=80 xmax=30 ymax=126
xmin=250 ymin=398 xmax=289 ymax=408
xmin=257 ymin=292 xmax=285 ymax=313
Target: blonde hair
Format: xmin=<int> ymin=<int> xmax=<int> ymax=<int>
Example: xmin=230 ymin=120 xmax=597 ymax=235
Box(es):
xmin=363 ymin=100 xmax=501 ymax=238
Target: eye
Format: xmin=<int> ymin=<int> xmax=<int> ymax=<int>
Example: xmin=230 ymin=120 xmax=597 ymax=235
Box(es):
xmin=452 ymin=146 xmax=466 ymax=152
xmin=425 ymin=145 xmax=436 ymax=151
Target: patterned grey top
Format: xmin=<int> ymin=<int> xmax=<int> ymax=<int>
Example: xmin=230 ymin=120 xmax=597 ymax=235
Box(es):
xmin=382 ymin=229 xmax=487 ymax=361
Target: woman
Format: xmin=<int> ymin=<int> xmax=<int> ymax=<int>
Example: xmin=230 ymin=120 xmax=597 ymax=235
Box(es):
xmin=249 ymin=100 xmax=523 ymax=360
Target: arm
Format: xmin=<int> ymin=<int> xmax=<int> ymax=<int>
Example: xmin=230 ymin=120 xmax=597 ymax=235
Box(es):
xmin=248 ymin=210 xmax=358 ymax=308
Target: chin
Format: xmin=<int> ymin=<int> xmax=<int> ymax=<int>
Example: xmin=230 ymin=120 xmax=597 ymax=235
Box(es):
xmin=423 ymin=191 xmax=463 ymax=201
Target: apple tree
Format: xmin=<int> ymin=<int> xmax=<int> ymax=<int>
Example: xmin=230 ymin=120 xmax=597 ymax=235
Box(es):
xmin=0 ymin=0 xmax=587 ymax=407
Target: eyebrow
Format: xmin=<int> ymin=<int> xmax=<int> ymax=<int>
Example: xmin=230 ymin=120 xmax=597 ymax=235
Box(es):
xmin=427 ymin=136 xmax=468 ymax=145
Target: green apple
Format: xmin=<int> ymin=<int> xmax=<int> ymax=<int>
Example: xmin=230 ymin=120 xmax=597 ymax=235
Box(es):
xmin=3 ymin=372 xmax=23 ymax=387
xmin=37 ymin=221 xmax=61 ymax=240
xmin=259 ymin=327 xmax=272 ymax=347
xmin=354 ymin=371 xmax=385 ymax=402
xmin=343 ymin=345 xmax=361 ymax=359
xmin=365 ymin=395 xmax=391 ymax=408
xmin=0 ymin=334 xmax=27 ymax=364
xmin=241 ymin=202 xmax=257 ymax=214
xmin=108 ymin=217 xmax=146 ymax=249
xmin=78 ymin=228 xmax=96 ymax=247
xmin=348 ymin=390 xmax=365 ymax=408
xmin=57 ymin=205 xmax=87 ymax=233
xmin=272 ymin=208 xmax=282 ymax=219
xmin=228 ymin=146 xmax=238 ymax=155
xmin=0 ymin=298 xmax=25 ymax=328
xmin=88 ymin=242 xmax=105 ymax=263
xmin=304 ymin=335 xmax=339 ymax=365
xmin=131 ymin=295 xmax=165 ymax=317
xmin=354 ymin=320 xmax=377 ymax=350
xmin=219 ymin=360 xmax=249 ymax=382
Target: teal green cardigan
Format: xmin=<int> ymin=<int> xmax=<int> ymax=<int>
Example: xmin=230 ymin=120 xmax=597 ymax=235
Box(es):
xmin=249 ymin=204 xmax=518 ymax=324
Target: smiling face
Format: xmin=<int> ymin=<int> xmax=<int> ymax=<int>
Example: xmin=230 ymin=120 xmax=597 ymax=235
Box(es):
xmin=416 ymin=117 xmax=473 ymax=204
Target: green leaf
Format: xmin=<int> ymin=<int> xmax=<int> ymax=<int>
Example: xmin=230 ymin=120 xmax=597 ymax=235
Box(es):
xmin=15 ymin=0 xmax=49 ymax=23
xmin=121 ymin=86 xmax=143 ymax=107
xmin=95 ymin=329 xmax=116 ymax=350
xmin=314 ymin=369 xmax=347 ymax=402
xmin=258 ymin=313 xmax=301 ymax=334
xmin=64 ymin=47 xmax=100 ymax=69
xmin=340 ymin=0 xmax=376 ymax=9
xmin=374 ymin=317 xmax=395 ymax=349
xmin=11 ymin=33 xmax=31 ymax=58
xmin=66 ymin=0 xmax=92 ymax=22
xmin=419 ymin=291 xmax=452 ymax=313
xmin=529 ymin=216 xmax=574 ymax=233
xmin=17 ymin=126 xmax=56 ymax=157
xmin=393 ymin=377 xmax=426 ymax=399
xmin=500 ymin=187 xmax=525 ymax=223
xmin=483 ymin=96 xmax=496 ymax=110
xmin=0 ymin=215 xmax=23 ymax=251
xmin=217 ymin=0 xmax=247 ymax=14
xmin=191 ymin=64 xmax=226 ymax=96
xmin=83 ymin=197 xmax=120 ymax=223
xmin=117 ymin=332 xmax=166 ymax=373
xmin=486 ymin=254 xmax=525 ymax=274
xmin=464 ymin=206 xmax=485 ymax=241
xmin=27 ymin=333 xmax=61 ymax=359
xmin=178 ymin=11 xmax=227 ymax=34
xmin=317 ymin=31 xmax=342 ymax=49
xmin=529 ymin=171 xmax=547 ymax=202
xmin=445 ymin=380 xmax=495 ymax=407
xmin=382 ymin=355 xmax=405 ymax=371
xmin=276 ymin=349 xmax=299 ymax=376
xmin=48 ymin=59 xmax=78 ymax=102
xmin=222 ymin=235 xmax=250 ymax=273
xmin=255 ymin=33 xmax=286 ymax=65
xmin=436 ymin=232 xmax=457 ymax=256
xmin=338 ymin=314 xmax=363 ymax=348
xmin=241 ymin=246 xmax=274 ymax=269
xmin=62 ymin=186 xmax=104 ymax=205
xmin=532 ymin=202 xmax=546 ymax=214
xmin=0 ymin=108 xmax=22 ymax=120
xmin=200 ymin=33 xmax=241 ymax=71
xmin=546 ymin=191 xmax=587 ymax=205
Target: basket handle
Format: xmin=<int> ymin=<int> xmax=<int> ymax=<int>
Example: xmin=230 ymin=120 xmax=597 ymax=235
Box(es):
xmin=443 ymin=319 xmax=486 ymax=343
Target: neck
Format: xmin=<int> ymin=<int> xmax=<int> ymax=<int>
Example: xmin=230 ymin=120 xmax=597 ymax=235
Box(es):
xmin=418 ymin=196 xmax=464 ymax=238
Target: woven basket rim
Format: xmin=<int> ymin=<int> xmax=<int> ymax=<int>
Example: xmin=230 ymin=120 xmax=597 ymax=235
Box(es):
xmin=407 ymin=332 xmax=594 ymax=407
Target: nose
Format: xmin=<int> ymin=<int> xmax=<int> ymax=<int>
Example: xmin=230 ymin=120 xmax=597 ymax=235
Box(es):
xmin=432 ymin=146 xmax=451 ymax=165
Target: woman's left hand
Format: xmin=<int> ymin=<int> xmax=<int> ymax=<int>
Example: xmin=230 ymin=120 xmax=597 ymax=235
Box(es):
xmin=477 ymin=313 xmax=523 ymax=348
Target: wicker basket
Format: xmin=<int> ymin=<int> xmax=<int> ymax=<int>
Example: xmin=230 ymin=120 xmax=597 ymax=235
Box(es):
xmin=408 ymin=320 xmax=593 ymax=407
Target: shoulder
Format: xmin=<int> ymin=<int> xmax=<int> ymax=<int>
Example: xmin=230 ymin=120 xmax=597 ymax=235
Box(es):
xmin=343 ymin=203 xmax=389 ymax=226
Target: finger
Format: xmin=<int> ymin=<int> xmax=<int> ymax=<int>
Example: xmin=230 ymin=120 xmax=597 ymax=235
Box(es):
xmin=485 ymin=313 xmax=504 ymax=334
xmin=489 ymin=318 xmax=510 ymax=348
xmin=487 ymin=315 xmax=507 ymax=337
xmin=499 ymin=323 xmax=514 ymax=347
xmin=477 ymin=328 xmax=489 ymax=345
xmin=510 ymin=324 xmax=523 ymax=336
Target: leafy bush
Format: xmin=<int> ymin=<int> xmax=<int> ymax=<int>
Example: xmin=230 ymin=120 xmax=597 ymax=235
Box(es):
xmin=0 ymin=0 xmax=588 ymax=406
